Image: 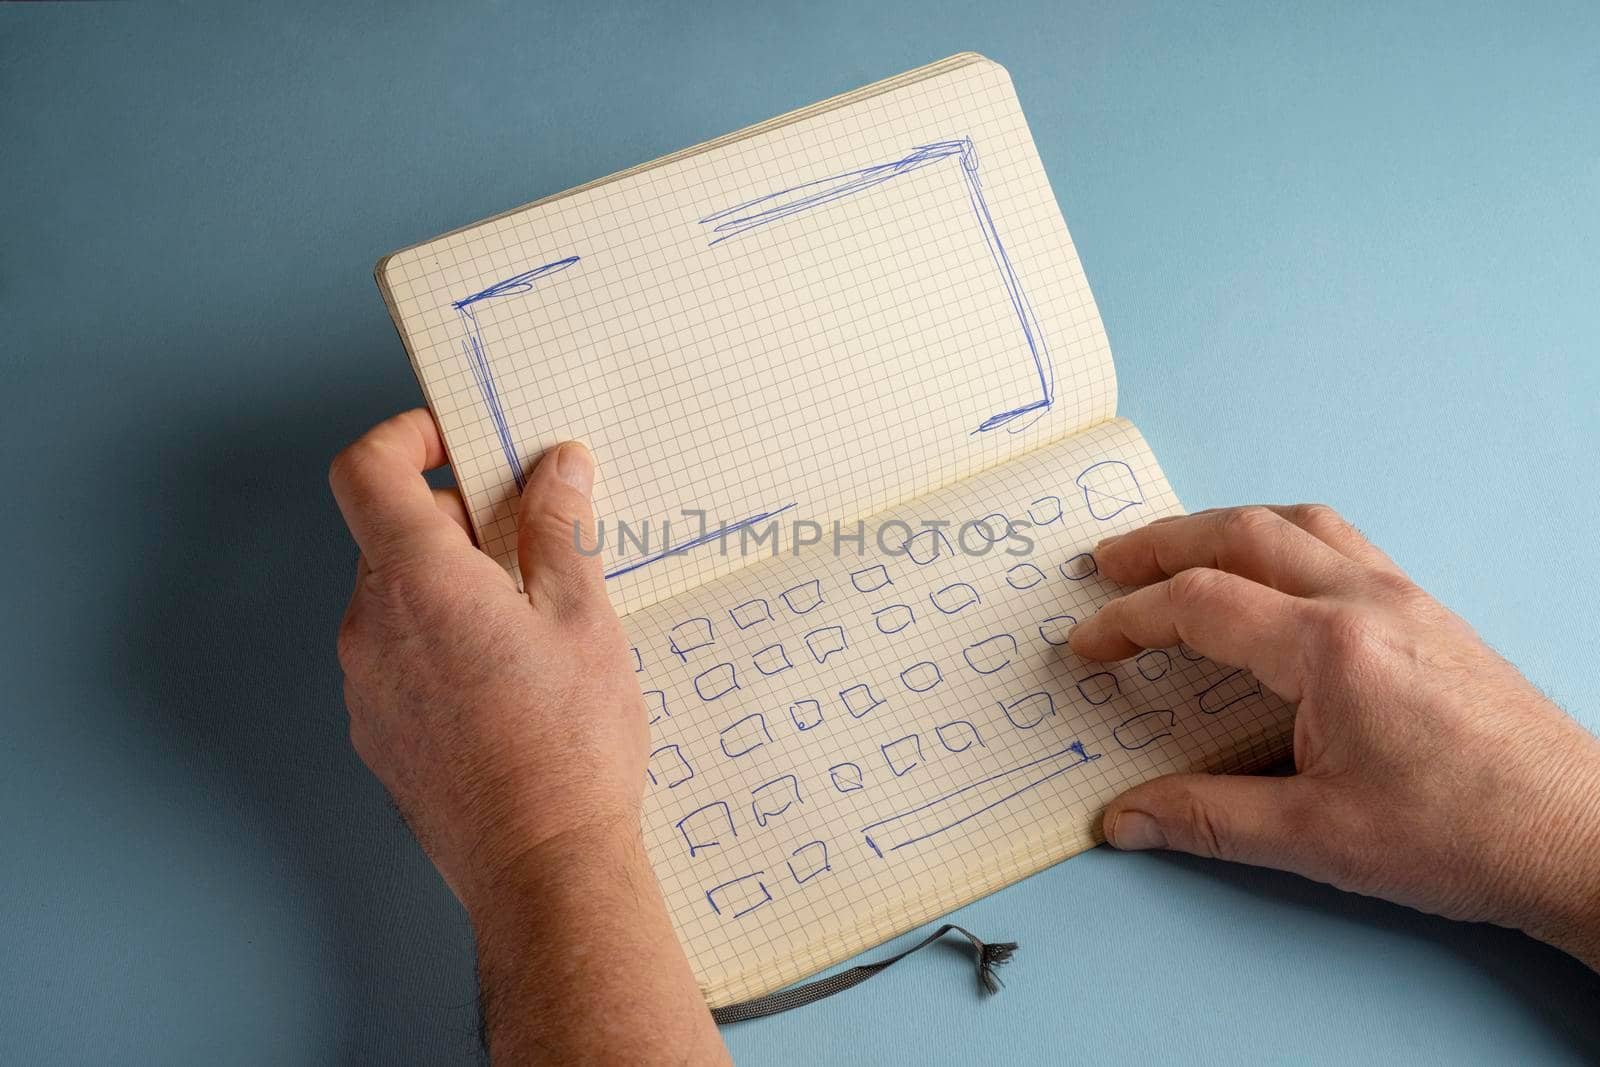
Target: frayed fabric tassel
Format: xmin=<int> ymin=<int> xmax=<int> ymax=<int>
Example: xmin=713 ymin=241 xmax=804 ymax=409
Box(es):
xmin=710 ymin=924 xmax=1019 ymax=1024
xmin=976 ymin=937 xmax=1019 ymax=994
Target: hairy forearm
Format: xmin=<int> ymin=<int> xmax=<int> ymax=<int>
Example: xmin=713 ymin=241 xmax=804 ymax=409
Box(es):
xmin=1508 ymin=738 xmax=1600 ymax=971
xmin=470 ymin=826 xmax=730 ymax=1065
xmin=332 ymin=424 xmax=728 ymax=1062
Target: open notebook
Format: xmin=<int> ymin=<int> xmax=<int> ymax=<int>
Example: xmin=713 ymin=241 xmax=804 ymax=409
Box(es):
xmin=376 ymin=53 xmax=1294 ymax=1009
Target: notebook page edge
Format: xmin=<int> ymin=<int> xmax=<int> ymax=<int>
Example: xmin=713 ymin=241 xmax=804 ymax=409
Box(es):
xmin=374 ymin=52 xmax=992 ymax=286
xmin=706 ymin=713 xmax=1292 ymax=1007
xmin=381 ymin=58 xmax=1119 ymax=614
xmin=373 ymin=55 xmax=1017 ymax=598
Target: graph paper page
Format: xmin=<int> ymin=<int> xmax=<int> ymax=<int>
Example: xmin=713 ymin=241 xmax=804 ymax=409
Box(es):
xmin=380 ymin=57 xmax=1116 ymax=616
xmin=626 ymin=418 xmax=1295 ymax=1006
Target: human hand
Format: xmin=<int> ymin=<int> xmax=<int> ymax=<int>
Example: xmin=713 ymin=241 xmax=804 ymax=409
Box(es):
xmin=330 ymin=410 xmax=727 ymax=1063
xmin=329 ymin=409 xmax=644 ymax=914
xmin=1069 ymin=505 xmax=1600 ymax=968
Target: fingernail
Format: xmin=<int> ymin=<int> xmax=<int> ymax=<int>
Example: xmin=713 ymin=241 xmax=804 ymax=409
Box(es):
xmin=555 ymin=443 xmax=593 ymax=496
xmin=1107 ymin=811 xmax=1166 ymax=850
xmin=1096 ymin=534 xmax=1122 ymax=550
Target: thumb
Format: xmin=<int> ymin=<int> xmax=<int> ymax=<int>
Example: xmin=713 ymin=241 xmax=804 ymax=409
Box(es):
xmin=517 ymin=442 xmax=606 ymax=614
xmin=1102 ymin=772 xmax=1318 ymax=873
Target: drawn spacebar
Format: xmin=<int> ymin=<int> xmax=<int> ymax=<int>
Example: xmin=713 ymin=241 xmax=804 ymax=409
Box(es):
xmin=860 ymin=742 xmax=1099 ymax=858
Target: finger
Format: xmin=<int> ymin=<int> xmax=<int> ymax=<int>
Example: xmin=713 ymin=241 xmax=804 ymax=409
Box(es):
xmin=1128 ymin=505 xmax=1404 ymax=577
xmin=1103 ymin=773 xmax=1325 ymax=875
xmin=1259 ymin=504 xmax=1407 ymax=576
xmin=329 ymin=409 xmax=467 ymax=562
xmin=431 ymin=487 xmax=473 ymax=539
xmin=1093 ymin=506 xmax=1359 ymax=595
xmin=517 ymin=442 xmax=607 ymax=615
xmin=1068 ymin=567 xmax=1307 ymax=700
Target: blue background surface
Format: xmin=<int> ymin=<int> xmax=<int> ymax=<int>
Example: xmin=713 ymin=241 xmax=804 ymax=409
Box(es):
xmin=4 ymin=2 xmax=1598 ymax=1062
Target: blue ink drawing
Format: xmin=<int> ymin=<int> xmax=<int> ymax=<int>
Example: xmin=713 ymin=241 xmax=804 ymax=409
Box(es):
xmin=606 ymin=504 xmax=797 ymax=581
xmin=1198 ymin=669 xmax=1262 ymax=714
xmin=964 ymin=634 xmax=1018 ymax=675
xmin=931 ymin=582 xmax=980 ymax=615
xmin=789 ymin=699 xmax=823 ymax=731
xmin=1038 ymin=614 xmax=1077 ymax=646
xmin=860 ymin=742 xmax=1100 ymax=858
xmin=706 ymin=871 xmax=771 ymax=918
xmin=1136 ymin=650 xmax=1171 ymax=681
xmin=1076 ymin=460 xmax=1144 ymax=520
xmin=449 ymin=256 xmax=580 ymax=490
xmin=805 ymin=626 xmax=848 ymax=664
xmin=1028 ymin=496 xmax=1063 ymax=525
xmin=850 ymin=564 xmax=892 ymax=593
xmin=753 ymin=644 xmax=794 ymax=676
xmin=1076 ymin=672 xmax=1120 ymax=706
xmin=751 ymin=775 xmax=802 ymax=827
xmin=900 ymin=661 xmax=943 ymax=693
xmin=668 ymin=617 xmax=715 ymax=661
xmin=694 ymin=663 xmax=740 ymax=701
xmin=839 ymin=683 xmax=885 ymax=719
xmin=936 ymin=720 xmax=985 ymax=753
xmin=1005 ymin=563 xmax=1046 ymax=590
xmin=829 ymin=761 xmax=865 ymax=794
xmin=787 ymin=840 xmax=831 ymax=885
xmin=699 ymin=139 xmax=1055 ymax=434
xmin=905 ymin=528 xmax=954 ymax=566
xmin=1114 ymin=710 xmax=1176 ymax=751
xmin=881 ymin=734 xmax=924 ymax=777
xmin=678 ymin=801 xmax=736 ymax=857
xmin=642 ymin=689 xmax=668 ymax=726
xmin=630 ymin=647 xmax=644 ymax=673
xmin=781 ymin=579 xmax=824 ymax=615
xmin=971 ymin=513 xmax=1012 ymax=545
xmin=874 ymin=604 xmax=915 ymax=634
xmin=1000 ymin=691 xmax=1056 ymax=729
xmin=719 ymin=713 xmax=772 ymax=758
xmin=1061 ymin=553 xmax=1098 ymax=581
xmin=647 ymin=744 xmax=695 ymax=789
xmin=730 ymin=598 xmax=771 ymax=630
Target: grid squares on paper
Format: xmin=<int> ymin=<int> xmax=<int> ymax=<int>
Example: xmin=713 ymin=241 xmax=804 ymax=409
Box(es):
xmin=372 ymin=57 xmax=1293 ymax=1009
xmin=624 ymin=419 xmax=1294 ymax=1007
xmin=381 ymin=58 xmax=1116 ymax=616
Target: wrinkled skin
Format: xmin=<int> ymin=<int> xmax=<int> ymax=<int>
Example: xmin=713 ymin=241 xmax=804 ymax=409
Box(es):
xmin=331 ymin=412 xmax=1599 ymax=1062
xmin=1071 ymin=505 xmax=1600 ymax=966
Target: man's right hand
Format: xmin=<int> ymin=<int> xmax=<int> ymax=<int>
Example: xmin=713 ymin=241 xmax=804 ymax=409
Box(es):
xmin=1070 ymin=504 xmax=1600 ymax=969
xmin=329 ymin=410 xmax=729 ymax=1065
